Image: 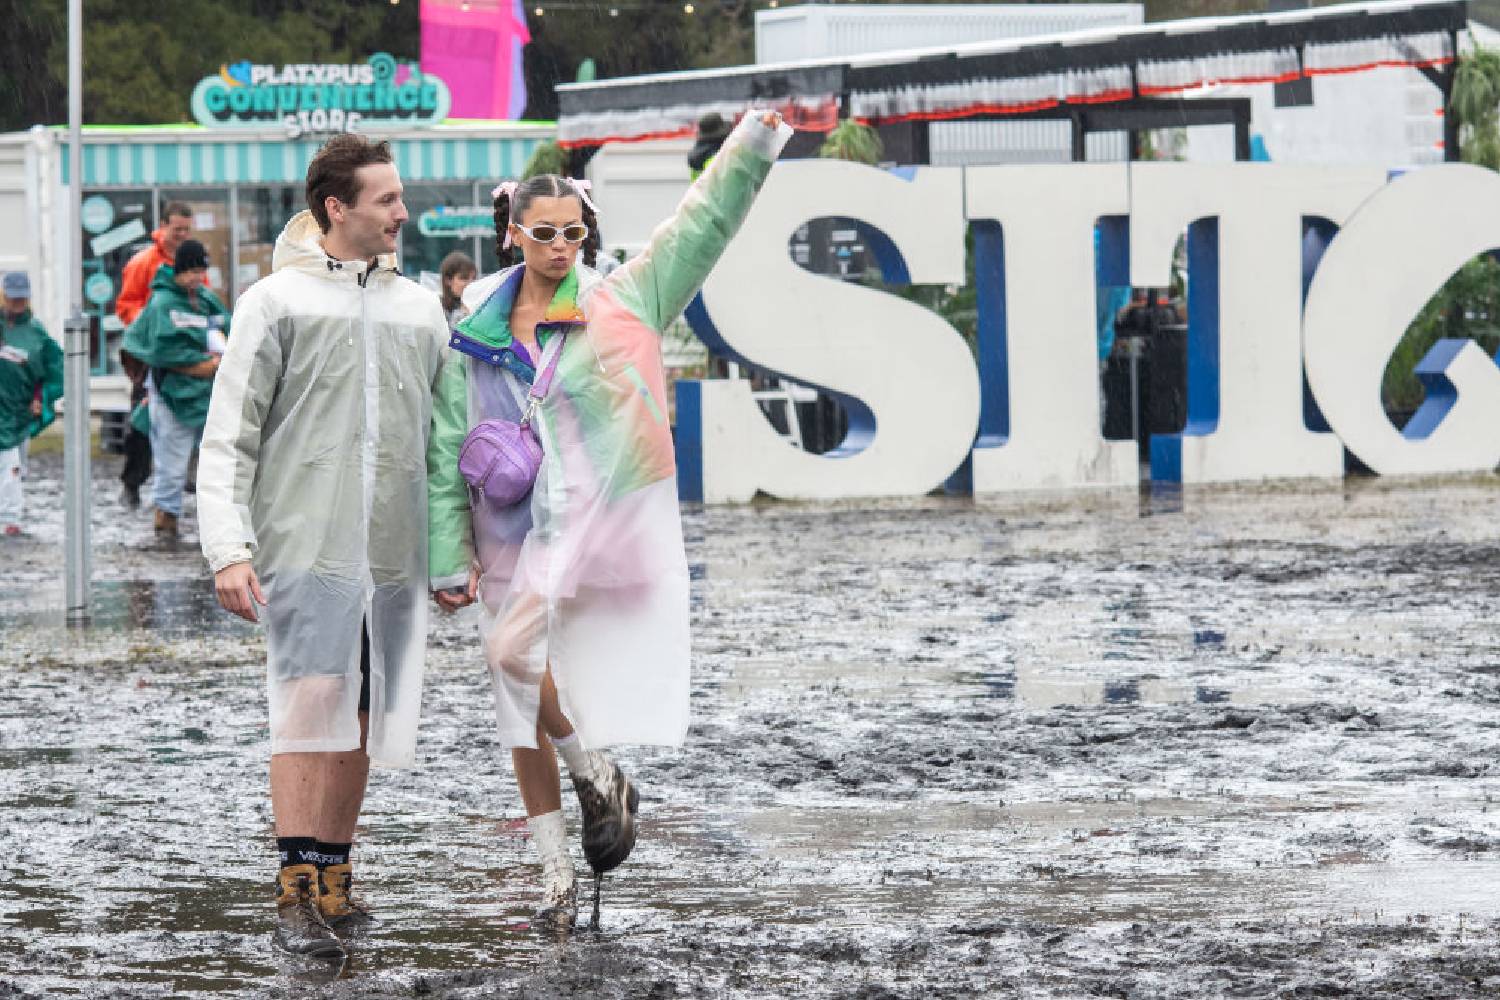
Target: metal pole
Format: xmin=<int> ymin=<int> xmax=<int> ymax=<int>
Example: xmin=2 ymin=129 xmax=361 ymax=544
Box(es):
xmin=1443 ymin=38 xmax=1461 ymax=163
xmin=1128 ymin=338 xmax=1141 ymax=449
xmin=64 ymin=0 xmax=91 ymax=625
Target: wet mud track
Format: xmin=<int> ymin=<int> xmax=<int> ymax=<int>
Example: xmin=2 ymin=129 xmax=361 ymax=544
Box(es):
xmin=4 ymin=452 xmax=1500 ymax=997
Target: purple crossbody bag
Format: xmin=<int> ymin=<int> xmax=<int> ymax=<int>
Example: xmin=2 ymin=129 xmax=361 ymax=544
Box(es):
xmin=458 ymin=331 xmax=568 ymax=507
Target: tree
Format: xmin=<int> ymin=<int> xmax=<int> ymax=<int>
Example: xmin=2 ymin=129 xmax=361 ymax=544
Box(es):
xmin=521 ymin=140 xmax=569 ymax=179
xmin=1384 ymin=38 xmax=1500 ymax=415
xmin=1453 ymin=40 xmax=1500 ymax=169
xmin=0 ymin=0 xmax=419 ymax=131
xmin=0 ymin=0 xmax=65 ymax=131
xmin=817 ymin=120 xmax=883 ymax=166
xmin=519 ymin=2 xmax=752 ymax=121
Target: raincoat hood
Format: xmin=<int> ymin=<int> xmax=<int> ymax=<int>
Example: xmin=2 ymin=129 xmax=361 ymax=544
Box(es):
xmin=273 ymin=210 xmax=400 ymax=279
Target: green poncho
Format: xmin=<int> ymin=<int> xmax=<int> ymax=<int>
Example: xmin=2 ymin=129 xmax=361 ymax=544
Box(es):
xmin=0 ymin=309 xmax=63 ymax=452
xmin=122 ymin=267 xmax=229 ymax=430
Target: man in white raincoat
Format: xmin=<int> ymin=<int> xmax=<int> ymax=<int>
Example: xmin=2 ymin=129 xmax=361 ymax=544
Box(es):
xmin=198 ymin=134 xmax=454 ymax=961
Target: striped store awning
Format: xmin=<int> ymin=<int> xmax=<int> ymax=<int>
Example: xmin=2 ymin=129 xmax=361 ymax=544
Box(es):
xmin=59 ymin=126 xmax=551 ymax=188
xmin=556 ymin=0 xmax=1467 ymax=147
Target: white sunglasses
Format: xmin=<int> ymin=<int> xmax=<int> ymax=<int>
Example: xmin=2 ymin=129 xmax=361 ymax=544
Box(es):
xmin=511 ymin=221 xmax=590 ymax=245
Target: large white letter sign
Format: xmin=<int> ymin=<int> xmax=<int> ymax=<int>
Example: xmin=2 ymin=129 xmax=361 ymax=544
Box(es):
xmin=1305 ymin=164 xmax=1500 ymax=475
xmin=678 ymin=161 xmax=979 ymax=502
xmin=1130 ymin=164 xmax=1386 ymax=483
xmin=965 ymin=165 xmax=1137 ymax=492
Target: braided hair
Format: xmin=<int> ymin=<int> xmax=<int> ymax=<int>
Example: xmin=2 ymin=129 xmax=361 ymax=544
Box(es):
xmin=492 ymin=174 xmax=600 ymax=270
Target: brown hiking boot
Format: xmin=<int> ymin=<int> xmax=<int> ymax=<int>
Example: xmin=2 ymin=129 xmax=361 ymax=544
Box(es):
xmin=153 ymin=508 xmax=178 ymax=538
xmin=317 ymin=863 xmax=374 ymax=935
xmin=273 ymin=864 xmax=345 ymax=960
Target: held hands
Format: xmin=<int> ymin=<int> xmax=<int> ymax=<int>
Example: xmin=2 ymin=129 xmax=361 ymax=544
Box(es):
xmin=214 ymin=561 xmax=267 ymax=623
xmin=433 ymin=563 xmax=481 ymax=614
xmin=28 ymin=399 xmax=41 ymax=418
xmin=216 ymin=557 xmax=475 ymax=622
xmin=176 ymin=356 xmax=220 ymax=379
xmin=759 ymin=110 xmax=783 ymax=130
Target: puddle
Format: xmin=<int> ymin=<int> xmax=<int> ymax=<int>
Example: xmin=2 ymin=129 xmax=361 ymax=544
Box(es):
xmin=6 ymin=454 xmax=1500 ymax=997
xmin=951 ymin=668 xmax=1316 ymax=708
xmin=1139 ymin=480 xmax=1184 ymax=517
xmin=0 ymin=579 xmax=255 ymax=634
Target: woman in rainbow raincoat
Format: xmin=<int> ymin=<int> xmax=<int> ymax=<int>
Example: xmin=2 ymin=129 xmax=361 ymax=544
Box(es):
xmin=426 ymin=111 xmax=791 ymax=925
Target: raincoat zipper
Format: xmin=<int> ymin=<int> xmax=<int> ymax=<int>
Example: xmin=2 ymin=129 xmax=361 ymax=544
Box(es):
xmin=360 ymin=271 xmax=378 ymax=622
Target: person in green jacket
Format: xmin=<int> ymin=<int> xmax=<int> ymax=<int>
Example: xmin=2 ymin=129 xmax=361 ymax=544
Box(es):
xmin=427 ymin=109 xmax=791 ymax=928
xmin=0 ymin=271 xmax=63 ymax=536
xmin=122 ymin=240 xmax=227 ymax=538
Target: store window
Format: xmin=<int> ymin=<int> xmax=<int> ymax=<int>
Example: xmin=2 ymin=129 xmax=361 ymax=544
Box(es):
xmin=237 ymin=186 xmax=300 ymax=300
xmin=159 ymin=188 xmax=232 ymax=304
xmin=79 ymin=189 xmax=153 ymax=374
xmin=400 ymin=182 xmax=485 ymax=291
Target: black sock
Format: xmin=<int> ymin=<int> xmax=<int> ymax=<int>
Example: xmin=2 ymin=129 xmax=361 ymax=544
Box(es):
xmin=312 ymin=841 xmax=352 ymax=869
xmin=277 ymin=836 xmax=318 ymax=869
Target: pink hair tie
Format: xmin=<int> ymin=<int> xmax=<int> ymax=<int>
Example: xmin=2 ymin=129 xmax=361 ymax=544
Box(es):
xmin=566 ymin=178 xmax=599 ymax=215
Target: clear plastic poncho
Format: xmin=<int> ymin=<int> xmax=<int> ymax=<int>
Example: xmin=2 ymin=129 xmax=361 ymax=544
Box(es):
xmin=427 ymin=113 xmax=792 ymax=750
xmin=199 ymin=211 xmax=456 ymax=768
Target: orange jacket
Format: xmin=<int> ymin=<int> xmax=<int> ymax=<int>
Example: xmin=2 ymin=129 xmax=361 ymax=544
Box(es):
xmin=115 ymin=229 xmax=174 ymax=325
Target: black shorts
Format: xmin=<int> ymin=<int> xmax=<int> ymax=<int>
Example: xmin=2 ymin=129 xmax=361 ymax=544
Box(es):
xmin=358 ymin=620 xmax=370 ymax=714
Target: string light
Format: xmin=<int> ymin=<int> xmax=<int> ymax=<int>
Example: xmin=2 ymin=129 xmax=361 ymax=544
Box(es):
xmin=511 ymin=0 xmax=755 ymax=11
xmin=514 ymin=1 xmax=750 ymax=10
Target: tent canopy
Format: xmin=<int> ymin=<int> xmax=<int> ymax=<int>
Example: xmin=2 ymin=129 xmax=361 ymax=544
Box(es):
xmin=555 ymin=0 xmax=1466 ymax=147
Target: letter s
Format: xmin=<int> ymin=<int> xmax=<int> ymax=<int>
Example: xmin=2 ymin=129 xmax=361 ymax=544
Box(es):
xmin=680 ymin=161 xmax=979 ymax=501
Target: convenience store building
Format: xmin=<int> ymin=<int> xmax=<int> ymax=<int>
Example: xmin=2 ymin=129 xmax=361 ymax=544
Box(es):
xmin=0 ymin=53 xmax=550 ymax=408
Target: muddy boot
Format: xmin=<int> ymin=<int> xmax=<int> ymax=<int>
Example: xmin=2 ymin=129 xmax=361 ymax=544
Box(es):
xmin=153 ymin=508 xmax=178 ymax=538
xmin=317 ymin=863 xmax=374 ymax=936
xmin=529 ymin=810 xmax=577 ymax=929
xmin=273 ymin=864 xmax=345 ymax=961
xmin=571 ymin=752 xmax=640 ymax=875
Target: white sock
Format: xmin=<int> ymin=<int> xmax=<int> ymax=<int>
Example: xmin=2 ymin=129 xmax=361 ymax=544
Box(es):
xmin=527 ymin=810 xmax=570 ymax=868
xmin=550 ymin=732 xmax=594 ymax=783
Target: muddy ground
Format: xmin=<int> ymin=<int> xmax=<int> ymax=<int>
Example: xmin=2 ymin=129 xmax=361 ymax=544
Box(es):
xmin=4 ymin=448 xmax=1500 ymax=998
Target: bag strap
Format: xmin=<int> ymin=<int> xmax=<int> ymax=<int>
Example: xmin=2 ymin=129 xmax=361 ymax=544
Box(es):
xmin=521 ymin=329 xmax=568 ymax=425
xmin=529 ymin=328 xmax=568 ymax=401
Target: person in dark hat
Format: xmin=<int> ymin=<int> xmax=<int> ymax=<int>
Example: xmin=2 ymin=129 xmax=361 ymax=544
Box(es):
xmin=121 ymin=238 xmax=228 ymax=538
xmin=0 ymin=271 xmax=63 ymax=537
xmin=687 ymin=112 xmax=732 ymax=179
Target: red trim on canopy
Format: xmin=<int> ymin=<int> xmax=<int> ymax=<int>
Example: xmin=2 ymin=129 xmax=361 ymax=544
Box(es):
xmin=1304 ymin=54 xmax=1453 ymax=76
xmin=559 ymin=126 xmax=696 ymax=150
